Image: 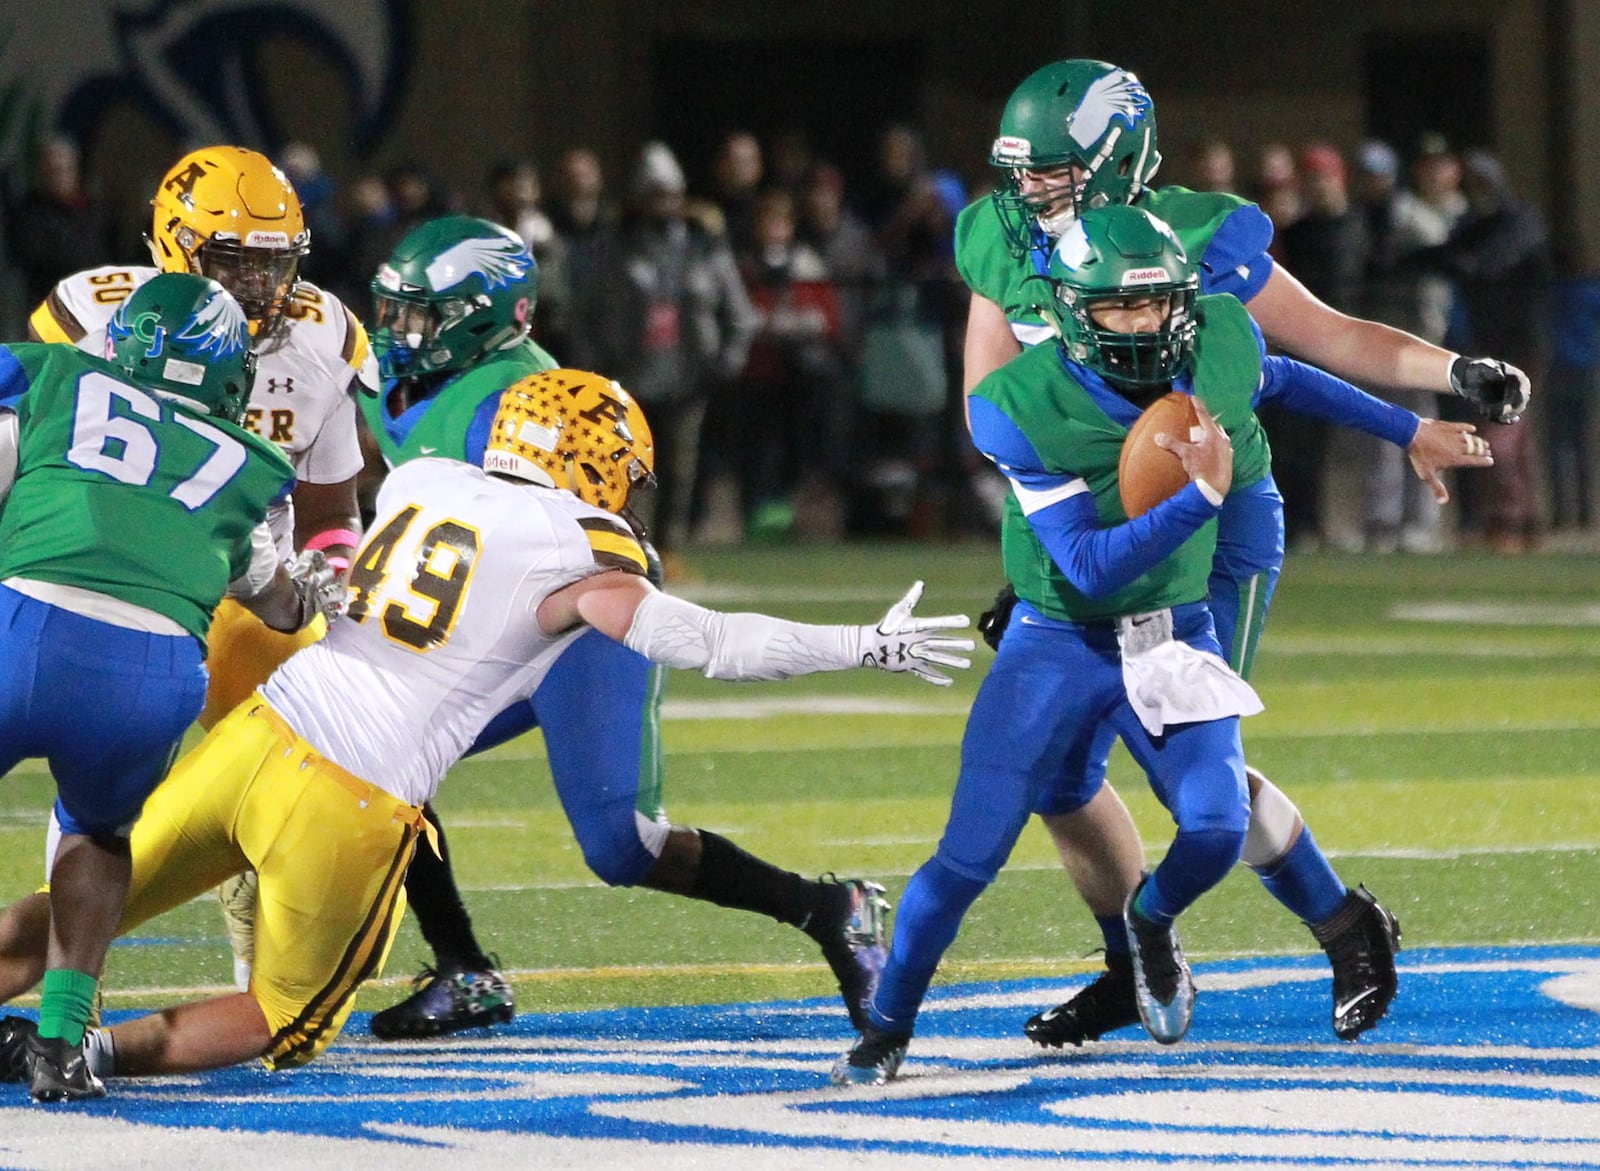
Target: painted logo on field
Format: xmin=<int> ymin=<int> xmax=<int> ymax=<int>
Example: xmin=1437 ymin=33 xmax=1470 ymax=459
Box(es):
xmin=2 ymin=947 xmax=1599 ymax=1169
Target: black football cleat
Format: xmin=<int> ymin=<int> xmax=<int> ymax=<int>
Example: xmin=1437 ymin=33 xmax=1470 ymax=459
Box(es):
xmin=26 ymin=1033 xmax=106 ymax=1103
xmin=1312 ymin=884 xmax=1402 ymax=1040
xmin=369 ymin=961 xmax=514 ymax=1040
xmin=809 ymin=876 xmax=890 ymax=1032
xmin=1024 ymin=951 xmax=1141 ymax=1048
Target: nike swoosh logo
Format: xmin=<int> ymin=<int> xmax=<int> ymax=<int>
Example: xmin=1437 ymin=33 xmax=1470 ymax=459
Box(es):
xmin=1335 ymin=987 xmax=1381 ymax=1018
xmin=1036 ymin=1006 xmax=1063 ymax=1021
xmin=419 ymin=446 xmax=438 ymax=455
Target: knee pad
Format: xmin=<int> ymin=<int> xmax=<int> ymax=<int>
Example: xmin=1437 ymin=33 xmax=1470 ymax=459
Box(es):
xmin=1240 ymin=766 xmax=1305 ymax=869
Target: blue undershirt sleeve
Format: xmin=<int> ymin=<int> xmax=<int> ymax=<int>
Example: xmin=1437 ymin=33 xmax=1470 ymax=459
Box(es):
xmin=969 ymin=395 xmax=1221 ymax=599
xmin=1256 ymin=354 xmax=1420 ymax=447
xmin=462 ymin=394 xmax=502 ymax=465
xmin=1198 ymin=204 xmax=1276 ymax=303
xmin=0 ymin=345 xmax=26 ymax=410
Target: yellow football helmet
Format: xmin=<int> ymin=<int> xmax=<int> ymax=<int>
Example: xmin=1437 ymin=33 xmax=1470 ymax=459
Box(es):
xmin=484 ymin=369 xmax=656 ymax=516
xmin=148 ymin=145 xmax=309 ymax=335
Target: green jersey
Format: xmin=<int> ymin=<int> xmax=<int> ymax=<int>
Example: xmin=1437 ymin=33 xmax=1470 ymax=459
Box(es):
xmin=954 ymin=185 xmax=1260 ymax=340
xmin=972 ymin=295 xmax=1271 ymax=623
xmin=360 ymin=337 xmax=559 ymax=467
xmin=0 ymin=342 xmax=295 ymax=643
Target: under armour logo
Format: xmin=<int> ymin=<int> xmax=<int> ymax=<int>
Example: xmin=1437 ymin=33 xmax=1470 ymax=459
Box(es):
xmin=265 ymin=377 xmax=295 ymax=395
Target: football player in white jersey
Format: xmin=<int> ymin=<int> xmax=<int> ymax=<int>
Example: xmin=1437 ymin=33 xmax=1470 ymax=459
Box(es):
xmin=0 ymin=368 xmax=972 ymax=1086
xmin=27 ymin=144 xmax=376 ymax=729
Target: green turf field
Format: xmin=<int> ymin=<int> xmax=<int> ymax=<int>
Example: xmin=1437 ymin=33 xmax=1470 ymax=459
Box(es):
xmin=4 ymin=540 xmax=1599 ymax=1016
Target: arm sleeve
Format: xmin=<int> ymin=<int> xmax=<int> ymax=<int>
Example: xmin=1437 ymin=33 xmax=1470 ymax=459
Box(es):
xmin=969 ymin=395 xmax=1221 ymax=599
xmin=1198 ymin=204 xmax=1276 ymax=303
xmin=462 ymin=393 xmax=502 ymax=465
xmin=623 ymin=590 xmax=861 ymax=681
xmin=1255 ymin=354 xmax=1420 ymax=447
xmin=0 ymin=344 xmax=26 ymax=409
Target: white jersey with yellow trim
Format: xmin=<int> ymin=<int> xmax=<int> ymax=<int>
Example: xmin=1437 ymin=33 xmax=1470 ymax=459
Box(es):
xmin=262 ymin=457 xmax=647 ymax=807
xmin=30 ymin=265 xmax=374 ymax=552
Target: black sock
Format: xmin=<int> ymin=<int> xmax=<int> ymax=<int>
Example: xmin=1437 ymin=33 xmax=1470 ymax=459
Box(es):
xmin=689 ymin=831 xmax=825 ymax=930
xmin=406 ymin=803 xmax=492 ymax=971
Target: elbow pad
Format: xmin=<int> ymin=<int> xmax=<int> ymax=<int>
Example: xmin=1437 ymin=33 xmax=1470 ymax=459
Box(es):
xmin=0 ymin=411 xmax=16 ymax=504
xmin=623 ymin=590 xmax=857 ymax=681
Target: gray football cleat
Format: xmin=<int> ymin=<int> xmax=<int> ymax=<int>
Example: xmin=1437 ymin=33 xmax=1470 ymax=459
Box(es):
xmin=1124 ymin=878 xmax=1194 ymax=1045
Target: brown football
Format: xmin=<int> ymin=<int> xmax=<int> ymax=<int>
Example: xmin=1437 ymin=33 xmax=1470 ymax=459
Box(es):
xmin=1118 ymin=391 xmax=1199 ymax=518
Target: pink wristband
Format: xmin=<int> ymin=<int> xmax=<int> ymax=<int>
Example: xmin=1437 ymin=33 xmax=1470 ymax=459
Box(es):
xmin=324 ymin=555 xmax=351 ymax=575
xmin=304 ymin=528 xmax=361 ymax=552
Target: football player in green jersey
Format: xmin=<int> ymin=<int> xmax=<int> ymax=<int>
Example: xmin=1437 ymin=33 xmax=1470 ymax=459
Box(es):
xmin=0 ymin=273 xmax=338 ymax=1101
xmin=836 ymin=203 xmax=1486 ymax=1085
xmin=957 ymin=62 xmax=1512 ymax=1048
xmin=353 ymin=217 xmax=896 ymax=1041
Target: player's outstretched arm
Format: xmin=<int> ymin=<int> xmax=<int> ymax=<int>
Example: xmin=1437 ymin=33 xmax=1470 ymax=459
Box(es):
xmin=1249 ymin=266 xmax=1532 ymax=422
xmin=541 ymin=572 xmax=974 ymax=686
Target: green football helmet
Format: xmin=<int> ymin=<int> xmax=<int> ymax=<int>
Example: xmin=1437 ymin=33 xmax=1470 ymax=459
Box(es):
xmin=990 ymin=59 xmax=1162 ymax=255
xmin=371 ymin=214 xmax=538 ymax=380
xmin=106 ymin=273 xmax=256 ymax=424
xmin=1045 ymin=204 xmax=1197 ymax=391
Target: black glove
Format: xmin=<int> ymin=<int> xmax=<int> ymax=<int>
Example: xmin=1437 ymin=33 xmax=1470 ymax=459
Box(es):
xmin=976 ymin=582 xmax=1018 ymax=652
xmin=1450 ymin=356 xmax=1530 ymax=424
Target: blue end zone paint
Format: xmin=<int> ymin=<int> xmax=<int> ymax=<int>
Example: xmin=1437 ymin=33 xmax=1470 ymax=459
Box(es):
xmin=3 ymin=945 xmax=1599 ymax=1167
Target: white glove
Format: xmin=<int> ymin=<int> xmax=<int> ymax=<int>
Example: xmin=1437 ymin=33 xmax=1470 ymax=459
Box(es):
xmin=288 ymin=548 xmax=346 ymax=625
xmin=855 ymin=581 xmax=974 ymax=686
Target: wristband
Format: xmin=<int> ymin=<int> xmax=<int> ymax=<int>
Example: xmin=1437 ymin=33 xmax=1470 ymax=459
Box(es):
xmin=1193 ymin=478 xmax=1225 ymax=507
xmin=304 ymin=527 xmax=361 ymax=553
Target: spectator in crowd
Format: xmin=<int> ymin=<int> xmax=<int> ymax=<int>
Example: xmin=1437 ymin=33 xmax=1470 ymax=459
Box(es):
xmin=340 ymin=172 xmax=400 ymax=312
xmin=566 ymin=140 xmax=756 ymax=560
xmin=1252 ymin=142 xmax=1302 ymax=247
xmin=485 ymin=158 xmax=571 ymax=354
xmin=1412 ymin=149 xmax=1552 ymax=553
xmin=853 ymin=124 xmax=964 ymax=535
xmin=1188 ymin=138 xmax=1239 ymax=194
xmin=1411 ymin=133 xmax=1469 ymax=228
xmin=1544 ymin=243 xmax=1600 ymax=537
xmin=766 ymin=128 xmax=816 ymax=197
xmin=796 ymin=161 xmax=879 ymax=359
xmin=1268 ymin=143 xmax=1370 ymax=550
xmin=548 ymin=148 xmax=615 ymax=306
xmin=722 ymin=186 xmax=848 ymax=539
xmin=707 ymin=131 xmax=765 ymax=255
xmin=280 ymin=141 xmax=348 ymax=293
xmin=1354 ymin=139 xmax=1455 ymax=553
xmin=5 ymin=136 xmax=114 ymax=310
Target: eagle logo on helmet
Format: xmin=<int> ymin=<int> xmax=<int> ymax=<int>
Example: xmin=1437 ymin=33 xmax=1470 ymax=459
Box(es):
xmin=175 ymin=289 xmax=252 ymax=360
xmin=424 ymin=236 xmax=533 ymax=294
xmin=1066 ymin=71 xmax=1152 ymax=151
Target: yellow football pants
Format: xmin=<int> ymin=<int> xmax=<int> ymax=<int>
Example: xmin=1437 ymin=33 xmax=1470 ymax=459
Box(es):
xmin=119 ymin=697 xmax=423 ymax=1069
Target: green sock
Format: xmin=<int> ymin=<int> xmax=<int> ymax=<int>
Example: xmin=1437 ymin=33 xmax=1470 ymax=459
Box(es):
xmin=38 ymin=968 xmax=99 ymax=1046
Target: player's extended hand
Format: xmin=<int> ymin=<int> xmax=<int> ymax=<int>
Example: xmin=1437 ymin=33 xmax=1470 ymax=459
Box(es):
xmin=1153 ymin=396 xmax=1233 ymax=499
xmin=857 ymin=581 xmax=974 ymax=686
xmin=1407 ymin=418 xmax=1493 ymax=503
xmin=288 ymin=548 xmax=347 ymax=625
xmin=1450 ymin=356 xmax=1530 ymax=424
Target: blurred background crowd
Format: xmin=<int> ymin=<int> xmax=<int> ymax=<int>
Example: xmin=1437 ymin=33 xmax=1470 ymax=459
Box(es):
xmin=0 ymin=123 xmax=1587 ymax=556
